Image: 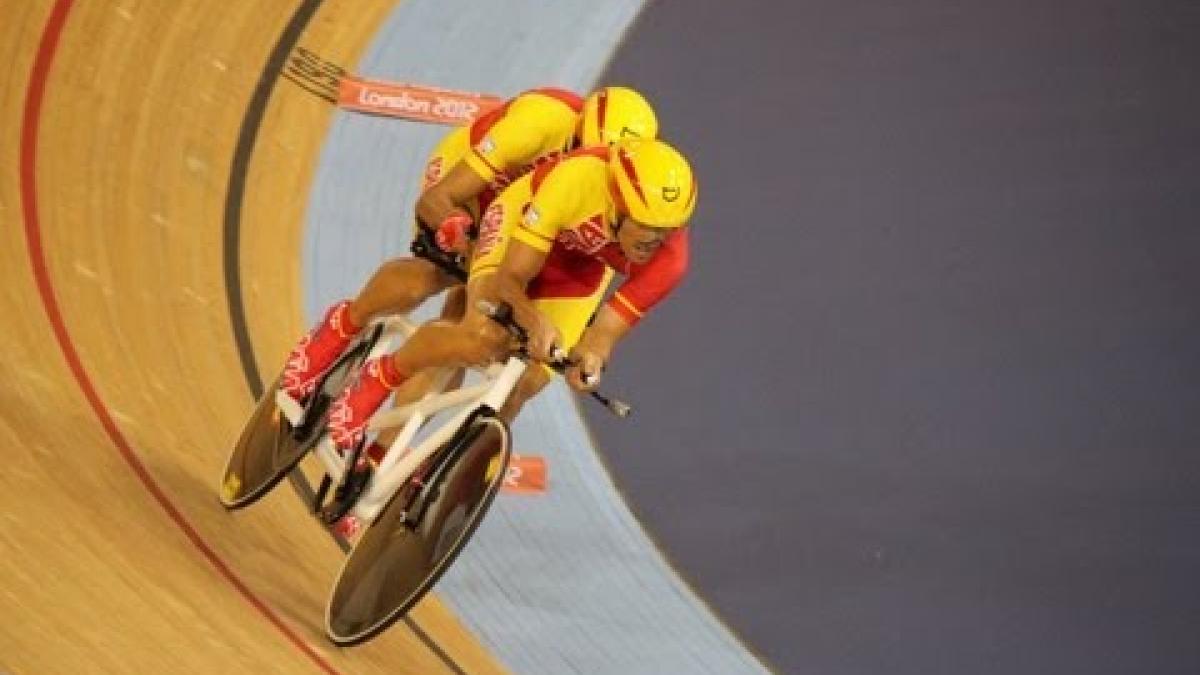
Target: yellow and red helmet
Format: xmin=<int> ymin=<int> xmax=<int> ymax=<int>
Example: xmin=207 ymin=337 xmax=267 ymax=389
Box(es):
xmin=579 ymin=86 xmax=659 ymax=147
xmin=609 ymin=139 xmax=697 ymax=228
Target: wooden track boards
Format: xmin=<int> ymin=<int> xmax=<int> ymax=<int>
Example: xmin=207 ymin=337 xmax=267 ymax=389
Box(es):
xmin=1 ymin=1 xmax=504 ymax=672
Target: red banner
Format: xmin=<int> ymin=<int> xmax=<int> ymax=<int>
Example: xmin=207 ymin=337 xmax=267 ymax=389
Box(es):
xmin=338 ymin=76 xmax=502 ymax=126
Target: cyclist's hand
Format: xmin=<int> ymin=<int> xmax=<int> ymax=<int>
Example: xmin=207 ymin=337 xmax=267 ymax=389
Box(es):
xmin=527 ymin=314 xmax=563 ymax=365
xmin=434 ymin=209 xmax=473 ymax=254
xmin=567 ymin=348 xmax=604 ymax=392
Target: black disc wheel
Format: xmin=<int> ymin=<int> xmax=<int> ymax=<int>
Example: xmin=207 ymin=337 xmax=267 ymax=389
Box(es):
xmin=218 ymin=378 xmax=310 ymax=509
xmin=325 ymin=416 xmax=511 ymax=645
xmin=218 ymin=324 xmax=382 ymax=509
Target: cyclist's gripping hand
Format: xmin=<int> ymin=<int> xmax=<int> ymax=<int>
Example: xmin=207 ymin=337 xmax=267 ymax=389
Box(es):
xmin=434 ymin=208 xmax=474 ymax=255
xmin=527 ymin=312 xmax=564 ymax=365
xmin=567 ymin=347 xmax=604 ymax=392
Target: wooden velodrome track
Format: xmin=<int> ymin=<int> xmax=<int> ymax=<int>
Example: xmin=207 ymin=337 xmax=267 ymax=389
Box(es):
xmin=2 ymin=1 xmax=505 ymax=672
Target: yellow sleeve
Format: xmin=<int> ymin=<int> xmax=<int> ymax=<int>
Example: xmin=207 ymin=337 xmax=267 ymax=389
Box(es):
xmin=511 ymin=185 xmax=570 ymax=253
xmin=512 ymin=158 xmax=605 ymax=252
xmin=462 ymin=93 xmax=577 ymax=182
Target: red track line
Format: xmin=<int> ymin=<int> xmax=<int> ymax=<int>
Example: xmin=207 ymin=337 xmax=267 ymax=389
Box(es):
xmin=19 ymin=2 xmax=340 ymax=673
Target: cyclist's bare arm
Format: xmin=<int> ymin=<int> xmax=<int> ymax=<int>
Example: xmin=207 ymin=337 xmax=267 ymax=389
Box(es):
xmin=567 ymin=305 xmax=632 ymax=391
xmin=491 ymin=238 xmax=556 ymax=360
xmin=415 ymin=162 xmax=489 ymax=226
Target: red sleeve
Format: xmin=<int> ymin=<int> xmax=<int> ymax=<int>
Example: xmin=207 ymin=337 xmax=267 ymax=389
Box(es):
xmin=468 ymin=100 xmax=508 ymax=145
xmin=606 ymin=229 xmax=689 ymax=326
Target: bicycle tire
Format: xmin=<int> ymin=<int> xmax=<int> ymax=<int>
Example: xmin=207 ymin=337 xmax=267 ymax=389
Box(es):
xmin=218 ymin=325 xmax=382 ymax=509
xmin=325 ymin=415 xmax=511 ymax=645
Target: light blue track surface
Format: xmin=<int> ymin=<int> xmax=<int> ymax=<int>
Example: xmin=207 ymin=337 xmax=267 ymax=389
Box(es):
xmin=303 ymin=2 xmax=768 ymax=672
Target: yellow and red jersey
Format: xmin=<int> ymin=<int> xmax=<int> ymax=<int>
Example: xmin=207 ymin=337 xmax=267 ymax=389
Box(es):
xmin=465 ymin=88 xmax=583 ymax=193
xmin=420 ymin=88 xmax=584 ymax=223
xmin=417 ymin=87 xmax=581 ymax=237
xmin=511 ymin=148 xmax=690 ymax=326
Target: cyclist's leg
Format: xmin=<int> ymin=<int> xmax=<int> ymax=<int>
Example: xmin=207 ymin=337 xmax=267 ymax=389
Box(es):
xmin=327 ymin=287 xmax=509 ymax=449
xmin=347 ymin=124 xmax=475 ymax=326
xmin=370 ymin=284 xmax=469 ymax=459
xmin=497 ymin=366 xmax=551 ymax=424
xmin=283 ymin=253 xmax=460 ymax=401
xmin=440 ymin=284 xmax=468 ymax=321
xmin=385 ymin=284 xmax=469 ymax=403
xmin=326 ymin=179 xmax=530 ymax=450
xmin=347 ymin=257 xmax=458 ymax=325
xmin=283 ymin=129 xmax=471 ymax=400
xmin=385 ymin=174 xmax=535 ymax=377
xmin=388 ymin=277 xmax=509 ymax=374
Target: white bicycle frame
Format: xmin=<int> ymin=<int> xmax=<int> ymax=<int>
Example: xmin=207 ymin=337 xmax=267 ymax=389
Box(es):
xmin=274 ymin=314 xmax=524 ymax=524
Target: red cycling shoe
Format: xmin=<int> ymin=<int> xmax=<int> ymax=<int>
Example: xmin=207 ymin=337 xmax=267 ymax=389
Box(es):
xmin=327 ymin=357 xmax=407 ymax=450
xmin=281 ymin=300 xmax=361 ymax=401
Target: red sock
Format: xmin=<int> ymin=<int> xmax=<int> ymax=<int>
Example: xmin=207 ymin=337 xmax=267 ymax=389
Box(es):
xmin=284 ymin=300 xmax=366 ymax=400
xmin=375 ymin=356 xmax=407 ymax=389
xmin=329 ymin=301 xmax=362 ymax=339
xmin=332 ymin=357 xmax=407 ymax=454
xmin=351 ymin=361 xmax=405 ymax=465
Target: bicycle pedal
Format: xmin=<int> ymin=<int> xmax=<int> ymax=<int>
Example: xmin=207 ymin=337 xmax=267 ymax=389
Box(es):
xmin=320 ymin=461 xmax=373 ymax=525
xmin=334 ymin=461 xmax=373 ymax=501
xmin=319 ymin=497 xmax=352 ymax=525
xmin=289 ymin=392 xmax=330 ymax=443
xmin=313 ymin=474 xmax=333 ymax=515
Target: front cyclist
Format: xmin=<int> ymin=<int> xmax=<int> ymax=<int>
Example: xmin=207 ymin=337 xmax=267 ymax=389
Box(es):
xmin=324 ymin=138 xmax=698 ymax=452
xmin=280 ymin=86 xmax=659 ymax=404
